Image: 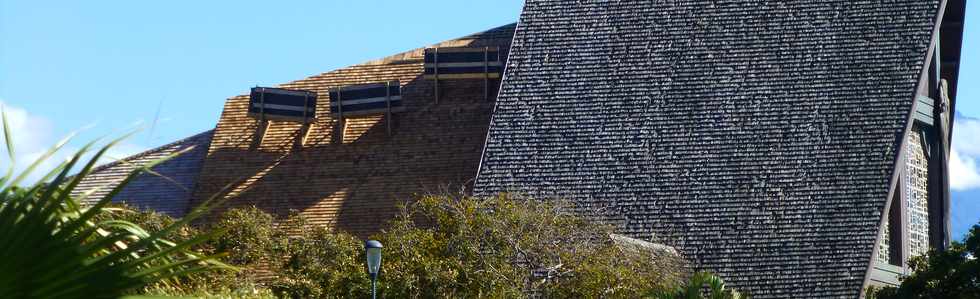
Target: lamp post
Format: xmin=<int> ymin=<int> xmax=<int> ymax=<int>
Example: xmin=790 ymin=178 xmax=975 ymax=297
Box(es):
xmin=365 ymin=240 xmax=383 ymax=299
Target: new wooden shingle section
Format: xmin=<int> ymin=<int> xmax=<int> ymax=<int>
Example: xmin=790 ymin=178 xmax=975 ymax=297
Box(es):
xmin=475 ymin=0 xmax=954 ymax=298
xmin=189 ymin=24 xmax=516 ymax=237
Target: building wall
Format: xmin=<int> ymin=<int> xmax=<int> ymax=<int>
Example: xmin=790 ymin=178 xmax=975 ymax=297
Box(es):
xmin=191 ymin=26 xmax=514 ymax=237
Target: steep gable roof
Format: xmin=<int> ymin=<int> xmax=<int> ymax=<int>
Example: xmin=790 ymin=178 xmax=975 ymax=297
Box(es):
xmin=475 ymin=1 xmax=942 ymax=297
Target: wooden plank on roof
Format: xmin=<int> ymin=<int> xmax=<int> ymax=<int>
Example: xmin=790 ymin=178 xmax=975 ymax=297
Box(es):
xmin=328 ymin=81 xmax=404 ymax=118
xmin=427 ymin=46 xmax=500 ymax=53
xmin=423 ymin=73 xmax=502 ymax=80
xmin=248 ymin=87 xmax=318 ymax=123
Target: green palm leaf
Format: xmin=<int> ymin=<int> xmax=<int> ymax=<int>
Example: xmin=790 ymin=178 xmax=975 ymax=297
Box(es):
xmin=648 ymin=271 xmax=748 ymax=299
xmin=0 ymin=112 xmax=233 ymax=299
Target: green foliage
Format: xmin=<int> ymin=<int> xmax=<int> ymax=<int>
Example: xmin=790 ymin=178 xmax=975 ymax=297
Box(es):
xmin=125 ymin=194 xmax=689 ymax=298
xmin=143 ymin=281 xmax=276 ymax=299
xmin=94 ymin=204 xmax=192 ymax=243
xmin=0 ymin=108 xmax=230 ymax=299
xmin=141 ymin=207 xmax=371 ymax=298
xmin=94 ymin=206 xmax=266 ymax=297
xmin=376 ymin=194 xmax=687 ymax=298
xmin=270 ymin=222 xmax=370 ymax=298
xmin=211 ymin=207 xmax=281 ymax=266
xmin=94 ymin=205 xmax=257 ymax=296
xmin=867 ymin=224 xmax=980 ymax=299
xmin=375 ymin=194 xmax=529 ymax=298
xmin=648 ymin=271 xmax=748 ymax=299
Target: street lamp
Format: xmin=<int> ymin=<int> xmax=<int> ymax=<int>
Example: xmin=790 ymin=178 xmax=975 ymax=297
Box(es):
xmin=365 ymin=240 xmax=383 ymax=299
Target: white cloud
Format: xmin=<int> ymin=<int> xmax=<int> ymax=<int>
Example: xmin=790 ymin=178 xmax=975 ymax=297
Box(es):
xmin=1 ymin=101 xmax=148 ymax=186
xmin=0 ymin=102 xmax=61 ymax=184
xmin=951 ymin=114 xmax=980 ymax=191
xmin=950 ymin=149 xmax=980 ymax=190
xmin=1 ymin=102 xmax=54 ymax=156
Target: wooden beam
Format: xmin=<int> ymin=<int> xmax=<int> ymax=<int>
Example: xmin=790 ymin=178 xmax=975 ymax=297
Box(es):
xmin=424 ymin=73 xmax=502 ymax=80
xmin=386 ymin=81 xmax=393 ymax=136
xmin=434 ymin=47 xmax=440 ymax=104
xmin=334 ymin=88 xmax=345 ymax=144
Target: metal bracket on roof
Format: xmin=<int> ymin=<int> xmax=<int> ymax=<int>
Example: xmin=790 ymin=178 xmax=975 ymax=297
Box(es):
xmin=434 ymin=47 xmax=440 ymax=104
xmin=294 ymin=93 xmax=312 ymax=149
xmin=250 ymin=87 xmax=268 ymax=151
xmin=250 ymin=120 xmax=270 ymax=151
xmin=332 ymin=88 xmax=346 ymax=144
xmin=385 ymin=80 xmax=393 ymax=136
xmin=484 ymin=46 xmax=490 ymax=101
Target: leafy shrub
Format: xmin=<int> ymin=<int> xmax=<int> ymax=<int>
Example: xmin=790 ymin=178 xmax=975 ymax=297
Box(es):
xmin=143 ymin=281 xmax=276 ymax=299
xmin=118 ymin=194 xmax=691 ymax=298
xmin=270 ymin=224 xmax=369 ymax=298
xmin=375 ymin=194 xmax=688 ymax=298
xmin=210 ymin=207 xmax=282 ymax=266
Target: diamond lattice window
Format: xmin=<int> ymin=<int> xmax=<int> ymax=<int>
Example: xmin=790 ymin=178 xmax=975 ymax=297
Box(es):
xmin=905 ymin=128 xmax=930 ymax=258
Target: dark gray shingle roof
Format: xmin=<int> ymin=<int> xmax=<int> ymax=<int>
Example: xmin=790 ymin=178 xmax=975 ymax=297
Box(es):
xmin=475 ymin=1 xmax=940 ymax=297
xmin=73 ymin=130 xmax=213 ymax=217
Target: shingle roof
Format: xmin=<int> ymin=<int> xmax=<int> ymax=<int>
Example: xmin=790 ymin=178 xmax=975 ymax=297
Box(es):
xmin=475 ymin=1 xmax=941 ymax=297
xmin=191 ymin=24 xmax=515 ymax=237
xmin=72 ymin=130 xmax=213 ymax=217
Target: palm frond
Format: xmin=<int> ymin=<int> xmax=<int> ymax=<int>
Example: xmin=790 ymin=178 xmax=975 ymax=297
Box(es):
xmin=648 ymin=271 xmax=748 ymax=299
xmin=0 ymin=112 xmax=232 ymax=299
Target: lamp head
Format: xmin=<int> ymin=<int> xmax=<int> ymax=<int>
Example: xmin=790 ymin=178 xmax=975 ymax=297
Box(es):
xmin=365 ymin=240 xmax=383 ymax=278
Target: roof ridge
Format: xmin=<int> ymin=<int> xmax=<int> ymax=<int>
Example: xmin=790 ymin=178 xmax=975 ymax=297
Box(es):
xmin=266 ymin=23 xmax=518 ymax=92
xmin=216 ymin=23 xmax=518 ymax=99
xmin=352 ymin=22 xmax=519 ymax=67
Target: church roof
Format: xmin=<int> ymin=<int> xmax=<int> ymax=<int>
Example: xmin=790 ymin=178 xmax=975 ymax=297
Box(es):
xmin=474 ymin=0 xmax=944 ymax=297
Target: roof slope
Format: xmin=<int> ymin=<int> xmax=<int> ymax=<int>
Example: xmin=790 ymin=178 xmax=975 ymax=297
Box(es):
xmin=475 ymin=1 xmax=940 ymax=297
xmin=72 ymin=130 xmax=213 ymax=217
xmin=191 ymin=24 xmax=515 ymax=237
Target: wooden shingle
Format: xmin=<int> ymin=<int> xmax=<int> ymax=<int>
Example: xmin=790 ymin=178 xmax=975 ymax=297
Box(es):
xmin=190 ymin=24 xmax=517 ymax=237
xmin=474 ymin=1 xmax=944 ymax=297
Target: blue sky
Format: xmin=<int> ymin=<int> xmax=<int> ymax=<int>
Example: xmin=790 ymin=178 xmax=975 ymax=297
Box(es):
xmin=1 ymin=1 xmax=978 ymax=240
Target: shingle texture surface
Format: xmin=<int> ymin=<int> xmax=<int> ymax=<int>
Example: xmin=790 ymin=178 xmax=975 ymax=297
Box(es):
xmin=475 ymin=1 xmax=939 ymax=297
xmin=191 ymin=25 xmax=515 ymax=237
xmin=72 ymin=130 xmax=213 ymax=217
